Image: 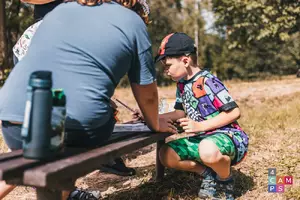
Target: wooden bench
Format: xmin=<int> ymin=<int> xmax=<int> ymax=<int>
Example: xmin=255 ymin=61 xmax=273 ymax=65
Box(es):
xmin=0 ymin=131 xmax=172 ymax=199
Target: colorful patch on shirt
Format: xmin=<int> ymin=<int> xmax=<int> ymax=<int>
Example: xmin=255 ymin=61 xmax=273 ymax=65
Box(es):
xmin=231 ymin=122 xmax=242 ymax=130
xmin=217 ymin=90 xmax=234 ymax=104
xmin=192 ymin=77 xmax=206 ymax=98
xmin=177 ymin=82 xmax=185 ymax=94
xmin=182 ymin=91 xmax=203 ymax=121
xmin=204 ymin=84 xmax=214 ymax=101
xmin=183 ymin=89 xmax=193 ymax=102
xmin=189 ymin=95 xmax=199 ymax=109
xmin=212 ymin=96 xmax=224 ymax=109
xmin=205 ymin=77 xmax=225 ymax=94
xmin=197 ymin=95 xmax=217 ymax=117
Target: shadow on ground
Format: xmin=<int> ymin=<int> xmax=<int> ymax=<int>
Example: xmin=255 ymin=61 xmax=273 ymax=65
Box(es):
xmin=232 ymin=169 xmax=255 ymax=198
xmin=94 ymin=166 xmax=255 ymax=200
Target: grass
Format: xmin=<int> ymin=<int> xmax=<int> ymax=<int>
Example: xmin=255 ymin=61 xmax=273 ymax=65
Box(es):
xmin=1 ymin=76 xmax=300 ymax=199
xmin=98 ymin=91 xmax=300 ymax=200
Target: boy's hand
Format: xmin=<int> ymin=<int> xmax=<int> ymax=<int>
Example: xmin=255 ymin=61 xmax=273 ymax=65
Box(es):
xmin=177 ymin=118 xmax=203 ymax=133
xmin=158 ymin=118 xmax=178 ymax=134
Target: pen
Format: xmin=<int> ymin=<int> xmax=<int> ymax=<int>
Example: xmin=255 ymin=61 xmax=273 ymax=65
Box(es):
xmin=114 ymin=98 xmax=135 ymax=113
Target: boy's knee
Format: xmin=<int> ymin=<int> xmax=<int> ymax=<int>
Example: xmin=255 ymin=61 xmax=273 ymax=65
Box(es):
xmin=159 ymin=145 xmax=180 ymax=168
xmin=199 ymin=140 xmax=222 ymax=164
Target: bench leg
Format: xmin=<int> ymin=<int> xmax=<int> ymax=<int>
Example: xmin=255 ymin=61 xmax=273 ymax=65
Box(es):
xmin=156 ymin=139 xmax=165 ymax=182
xmin=36 ymin=188 xmax=62 ymax=200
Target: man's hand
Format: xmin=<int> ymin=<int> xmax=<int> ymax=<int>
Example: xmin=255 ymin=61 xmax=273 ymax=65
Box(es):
xmin=177 ymin=118 xmax=204 ymax=133
xmin=158 ymin=118 xmax=178 ymax=134
xmin=131 ymin=109 xmax=144 ymax=123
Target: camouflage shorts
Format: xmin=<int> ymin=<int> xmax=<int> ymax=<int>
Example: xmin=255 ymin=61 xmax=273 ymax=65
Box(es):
xmin=167 ymin=133 xmax=236 ymax=164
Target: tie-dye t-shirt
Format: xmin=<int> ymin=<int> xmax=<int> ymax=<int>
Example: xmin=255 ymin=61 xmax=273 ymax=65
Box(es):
xmin=174 ymin=70 xmax=242 ymax=132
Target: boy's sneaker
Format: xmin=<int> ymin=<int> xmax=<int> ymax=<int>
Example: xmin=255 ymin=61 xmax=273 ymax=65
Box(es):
xmin=67 ymin=189 xmax=101 ymax=200
xmin=198 ymin=172 xmax=218 ymax=199
xmin=217 ymin=178 xmax=235 ymax=200
xmin=198 ymin=173 xmax=235 ymax=200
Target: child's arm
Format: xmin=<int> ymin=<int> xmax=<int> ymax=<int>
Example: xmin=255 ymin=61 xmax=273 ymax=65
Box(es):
xmin=178 ymin=107 xmax=241 ymax=133
xmin=159 ymin=109 xmax=185 ymax=121
xmin=131 ymin=109 xmax=185 ymax=123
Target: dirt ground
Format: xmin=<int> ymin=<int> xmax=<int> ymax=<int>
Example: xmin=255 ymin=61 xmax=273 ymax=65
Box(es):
xmin=1 ymin=75 xmax=300 ymax=200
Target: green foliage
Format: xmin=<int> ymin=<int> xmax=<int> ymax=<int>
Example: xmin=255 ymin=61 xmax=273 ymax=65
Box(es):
xmin=179 ymin=1 xmax=206 ymax=66
xmin=147 ymin=0 xmax=209 ymax=85
xmin=147 ymin=0 xmax=183 ymax=86
xmin=0 ymin=0 xmax=34 ymax=79
xmin=210 ymin=0 xmax=299 ymax=79
xmin=1 ymin=0 xmax=299 ymax=86
xmin=212 ymin=0 xmax=300 ymax=44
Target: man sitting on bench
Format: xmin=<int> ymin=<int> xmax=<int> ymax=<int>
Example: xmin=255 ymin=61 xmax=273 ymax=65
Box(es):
xmin=0 ymin=0 xmax=177 ymax=199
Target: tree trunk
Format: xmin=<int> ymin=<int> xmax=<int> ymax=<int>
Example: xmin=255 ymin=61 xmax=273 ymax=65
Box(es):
xmin=0 ymin=0 xmax=7 ymax=80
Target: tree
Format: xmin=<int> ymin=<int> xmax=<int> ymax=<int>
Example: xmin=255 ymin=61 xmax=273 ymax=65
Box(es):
xmin=148 ymin=0 xmax=208 ymax=84
xmin=212 ymin=0 xmax=299 ymax=46
xmin=0 ymin=1 xmax=33 ymax=84
xmin=0 ymin=0 xmax=7 ymax=81
xmin=208 ymin=0 xmax=299 ymax=78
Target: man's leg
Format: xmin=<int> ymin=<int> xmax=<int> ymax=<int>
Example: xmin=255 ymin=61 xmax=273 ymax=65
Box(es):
xmin=99 ymin=157 xmax=136 ymax=176
xmin=97 ymin=121 xmax=136 ymax=176
xmin=64 ymin=116 xmax=136 ymax=177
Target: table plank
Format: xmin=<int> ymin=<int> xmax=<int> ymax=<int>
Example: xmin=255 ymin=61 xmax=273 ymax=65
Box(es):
xmin=0 ymin=131 xmax=149 ymax=181
xmin=0 ymin=150 xmax=22 ymax=162
xmin=23 ymin=133 xmax=171 ymax=188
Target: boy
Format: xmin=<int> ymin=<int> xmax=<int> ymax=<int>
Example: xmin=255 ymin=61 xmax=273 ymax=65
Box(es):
xmin=155 ymin=33 xmax=249 ymax=200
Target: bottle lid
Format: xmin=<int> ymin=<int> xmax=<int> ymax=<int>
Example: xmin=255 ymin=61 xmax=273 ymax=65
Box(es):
xmin=52 ymin=89 xmax=66 ymax=106
xmin=29 ymin=71 xmax=52 ymax=88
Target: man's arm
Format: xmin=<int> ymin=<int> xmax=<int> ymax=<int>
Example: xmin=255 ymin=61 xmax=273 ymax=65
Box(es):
xmin=130 ymin=82 xmax=159 ymax=131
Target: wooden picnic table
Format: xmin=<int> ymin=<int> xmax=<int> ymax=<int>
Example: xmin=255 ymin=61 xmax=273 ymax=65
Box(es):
xmin=0 ymin=130 xmax=172 ymax=199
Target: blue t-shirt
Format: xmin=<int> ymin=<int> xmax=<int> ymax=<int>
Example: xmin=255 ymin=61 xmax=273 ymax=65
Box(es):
xmin=0 ymin=2 xmax=156 ymax=130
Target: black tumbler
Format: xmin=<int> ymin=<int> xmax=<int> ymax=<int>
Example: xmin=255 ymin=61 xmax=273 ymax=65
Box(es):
xmin=22 ymin=71 xmax=53 ymax=159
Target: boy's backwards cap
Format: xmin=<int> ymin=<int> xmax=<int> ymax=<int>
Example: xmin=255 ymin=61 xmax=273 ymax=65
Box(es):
xmin=155 ymin=32 xmax=196 ymax=63
xmin=21 ymin=0 xmax=55 ymax=5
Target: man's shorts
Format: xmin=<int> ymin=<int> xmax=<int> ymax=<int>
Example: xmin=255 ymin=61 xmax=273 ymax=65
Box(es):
xmin=1 ymin=116 xmax=116 ymax=150
xmin=167 ymin=131 xmax=247 ymax=165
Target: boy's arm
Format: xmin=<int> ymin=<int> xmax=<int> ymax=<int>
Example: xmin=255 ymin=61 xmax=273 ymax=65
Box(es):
xmin=130 ymin=107 xmax=185 ymax=123
xmin=199 ymin=107 xmax=240 ymax=131
xmin=178 ymin=107 xmax=241 ymax=133
xmin=159 ymin=109 xmax=185 ymax=121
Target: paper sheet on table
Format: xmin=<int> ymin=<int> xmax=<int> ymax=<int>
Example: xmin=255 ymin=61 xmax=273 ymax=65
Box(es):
xmin=113 ymin=123 xmax=151 ymax=132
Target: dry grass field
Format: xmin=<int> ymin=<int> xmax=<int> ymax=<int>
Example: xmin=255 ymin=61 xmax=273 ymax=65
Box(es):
xmin=1 ymin=75 xmax=300 ymax=200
